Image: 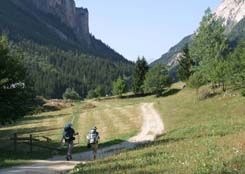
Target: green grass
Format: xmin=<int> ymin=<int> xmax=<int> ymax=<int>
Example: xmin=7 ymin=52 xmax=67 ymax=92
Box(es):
xmin=71 ymin=86 xmax=245 ymax=174
xmin=0 ymin=100 xmax=142 ymax=168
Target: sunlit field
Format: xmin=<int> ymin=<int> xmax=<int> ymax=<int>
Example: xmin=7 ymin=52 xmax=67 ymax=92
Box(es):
xmin=0 ymin=99 xmax=143 ymax=168
xmin=72 ymin=86 xmax=245 ymax=174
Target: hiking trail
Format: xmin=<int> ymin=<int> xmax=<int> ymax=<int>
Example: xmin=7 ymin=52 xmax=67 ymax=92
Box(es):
xmin=0 ymin=103 xmax=164 ymax=174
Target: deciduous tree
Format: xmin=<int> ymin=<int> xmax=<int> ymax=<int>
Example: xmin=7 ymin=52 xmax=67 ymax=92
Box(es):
xmin=112 ymin=77 xmax=126 ymax=97
xmin=144 ymin=64 xmax=170 ymax=96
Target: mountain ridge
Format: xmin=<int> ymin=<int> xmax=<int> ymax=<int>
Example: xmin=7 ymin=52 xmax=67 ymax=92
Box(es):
xmin=215 ymin=0 xmax=245 ymax=28
xmin=19 ymin=0 xmax=91 ymax=44
xmin=151 ymin=0 xmax=245 ymax=69
xmin=0 ymin=0 xmax=129 ymax=63
xmin=0 ymin=0 xmax=133 ymax=98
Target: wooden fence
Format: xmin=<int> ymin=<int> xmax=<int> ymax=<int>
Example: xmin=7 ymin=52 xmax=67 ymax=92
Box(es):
xmin=0 ymin=133 xmax=80 ymax=153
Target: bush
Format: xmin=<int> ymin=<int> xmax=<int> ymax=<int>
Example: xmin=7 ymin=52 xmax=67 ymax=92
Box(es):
xmin=189 ymin=72 xmax=208 ymax=90
xmin=94 ymin=86 xmax=105 ymax=98
xmin=198 ymin=87 xmax=213 ymax=100
xmin=241 ymin=89 xmax=245 ymax=97
xmin=86 ymin=89 xmax=98 ymax=99
xmin=62 ymin=88 xmax=81 ymax=100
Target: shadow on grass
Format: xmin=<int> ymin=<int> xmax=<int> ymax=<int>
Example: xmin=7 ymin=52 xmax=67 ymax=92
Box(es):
xmin=22 ymin=113 xmax=69 ymax=122
xmin=0 ymin=152 xmax=48 ymax=168
xmin=94 ymin=93 xmax=152 ymax=101
xmin=0 ymin=126 xmax=62 ymax=138
xmin=0 ymin=138 xmax=127 ymax=168
xmin=120 ymin=93 xmax=153 ymax=99
xmin=0 ymin=113 xmax=69 ymax=129
xmin=160 ymin=88 xmax=182 ymax=97
xmin=120 ymin=89 xmax=182 ymax=99
xmin=222 ymin=154 xmax=245 ymax=173
xmin=71 ymin=139 xmax=126 ymax=154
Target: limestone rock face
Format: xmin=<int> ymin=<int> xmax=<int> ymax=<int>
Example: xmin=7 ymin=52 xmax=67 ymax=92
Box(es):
xmin=25 ymin=0 xmax=90 ymax=43
xmin=215 ymin=0 xmax=245 ymax=26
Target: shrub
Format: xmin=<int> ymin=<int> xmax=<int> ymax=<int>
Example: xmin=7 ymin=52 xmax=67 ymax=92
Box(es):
xmin=94 ymin=86 xmax=105 ymax=98
xmin=62 ymin=88 xmax=81 ymax=100
xmin=198 ymin=87 xmax=213 ymax=100
xmin=86 ymin=89 xmax=97 ymax=99
xmin=241 ymin=89 xmax=245 ymax=97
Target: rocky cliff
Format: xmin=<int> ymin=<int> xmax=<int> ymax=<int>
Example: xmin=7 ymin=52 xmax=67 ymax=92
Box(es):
xmin=0 ymin=0 xmax=133 ymax=99
xmin=0 ymin=0 xmax=126 ymax=62
xmin=27 ymin=0 xmax=90 ymax=43
xmin=215 ymin=0 xmax=245 ymax=27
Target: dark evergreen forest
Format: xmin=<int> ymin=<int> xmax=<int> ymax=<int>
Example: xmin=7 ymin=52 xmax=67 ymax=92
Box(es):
xmin=11 ymin=41 xmax=133 ymax=99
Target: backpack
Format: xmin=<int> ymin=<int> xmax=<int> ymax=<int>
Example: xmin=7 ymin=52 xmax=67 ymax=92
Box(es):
xmin=64 ymin=127 xmax=75 ymax=141
xmin=89 ymin=130 xmax=99 ymax=144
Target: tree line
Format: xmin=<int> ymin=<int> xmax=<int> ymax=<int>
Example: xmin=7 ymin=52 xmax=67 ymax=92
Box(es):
xmin=0 ymin=36 xmax=134 ymax=122
xmin=112 ymin=57 xmax=171 ymax=97
xmin=0 ymin=34 xmax=171 ymax=122
xmin=0 ymin=36 xmax=35 ymax=123
xmin=11 ymin=40 xmax=134 ymax=99
xmin=177 ymin=8 xmax=245 ymax=97
xmin=2 ymin=8 xmax=244 ymax=122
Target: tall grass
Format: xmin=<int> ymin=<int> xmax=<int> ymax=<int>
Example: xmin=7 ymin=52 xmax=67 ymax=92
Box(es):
xmin=71 ymin=87 xmax=245 ymax=174
xmin=0 ymin=100 xmax=142 ymax=168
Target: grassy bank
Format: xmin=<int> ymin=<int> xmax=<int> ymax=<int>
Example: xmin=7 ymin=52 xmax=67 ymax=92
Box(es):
xmin=0 ymin=100 xmax=142 ymax=168
xmin=71 ymin=87 xmax=245 ymax=174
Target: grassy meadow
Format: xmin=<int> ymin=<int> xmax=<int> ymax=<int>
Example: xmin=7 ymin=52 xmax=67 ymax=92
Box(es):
xmin=0 ymin=99 xmax=142 ymax=168
xmin=71 ymin=85 xmax=245 ymax=174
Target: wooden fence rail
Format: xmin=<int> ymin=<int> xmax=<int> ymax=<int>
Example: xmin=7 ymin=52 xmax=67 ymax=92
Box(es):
xmin=4 ymin=133 xmax=80 ymax=153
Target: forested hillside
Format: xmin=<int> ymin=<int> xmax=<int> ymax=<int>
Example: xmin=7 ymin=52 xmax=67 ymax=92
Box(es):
xmin=0 ymin=0 xmax=127 ymax=62
xmin=0 ymin=0 xmax=134 ymax=99
xmin=11 ymin=41 xmax=133 ymax=99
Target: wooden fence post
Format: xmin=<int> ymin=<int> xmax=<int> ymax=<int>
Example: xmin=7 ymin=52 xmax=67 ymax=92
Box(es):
xmin=14 ymin=133 xmax=17 ymax=152
xmin=77 ymin=135 xmax=80 ymax=145
xmin=30 ymin=134 xmax=33 ymax=153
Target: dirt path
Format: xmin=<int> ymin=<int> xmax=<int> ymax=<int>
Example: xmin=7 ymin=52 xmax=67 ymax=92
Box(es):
xmin=0 ymin=103 xmax=164 ymax=174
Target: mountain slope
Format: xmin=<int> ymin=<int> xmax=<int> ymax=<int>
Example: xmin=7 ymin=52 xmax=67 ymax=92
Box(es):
xmin=215 ymin=0 xmax=245 ymax=30
xmin=151 ymin=35 xmax=192 ymax=67
xmin=152 ymin=0 xmax=245 ymax=69
xmin=229 ymin=18 xmax=245 ymax=47
xmin=0 ymin=0 xmax=134 ymax=98
xmin=0 ymin=0 xmax=128 ymax=62
xmin=12 ymin=41 xmax=133 ymax=99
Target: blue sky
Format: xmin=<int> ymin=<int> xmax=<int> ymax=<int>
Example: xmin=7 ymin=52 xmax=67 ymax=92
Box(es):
xmin=75 ymin=0 xmax=221 ymax=63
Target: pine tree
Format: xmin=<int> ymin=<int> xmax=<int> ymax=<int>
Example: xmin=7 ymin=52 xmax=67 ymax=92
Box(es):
xmin=132 ymin=57 xmax=149 ymax=95
xmin=0 ymin=36 xmax=35 ymax=122
xmin=228 ymin=41 xmax=245 ymax=90
xmin=10 ymin=41 xmax=134 ymax=99
xmin=177 ymin=45 xmax=193 ymax=82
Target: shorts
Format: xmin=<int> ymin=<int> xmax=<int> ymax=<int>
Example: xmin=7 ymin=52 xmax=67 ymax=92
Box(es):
xmin=91 ymin=143 xmax=98 ymax=153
